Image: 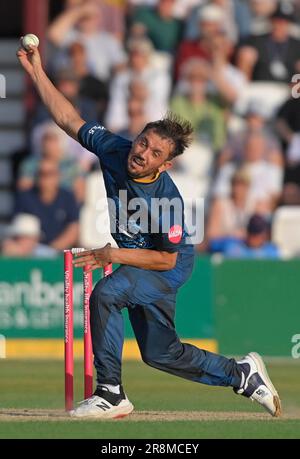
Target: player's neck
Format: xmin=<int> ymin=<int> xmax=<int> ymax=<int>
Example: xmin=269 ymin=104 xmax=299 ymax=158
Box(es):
xmin=132 ymin=172 xmax=160 ymax=184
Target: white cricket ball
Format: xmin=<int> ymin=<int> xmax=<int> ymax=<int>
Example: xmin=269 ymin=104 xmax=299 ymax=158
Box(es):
xmin=22 ymin=34 xmax=40 ymax=50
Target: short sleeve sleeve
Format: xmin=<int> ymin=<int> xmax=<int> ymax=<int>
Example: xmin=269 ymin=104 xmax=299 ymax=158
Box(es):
xmin=77 ymin=122 xmax=132 ymax=163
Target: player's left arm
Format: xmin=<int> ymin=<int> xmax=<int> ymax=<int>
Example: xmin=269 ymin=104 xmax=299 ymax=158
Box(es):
xmin=73 ymin=245 xmax=178 ymax=272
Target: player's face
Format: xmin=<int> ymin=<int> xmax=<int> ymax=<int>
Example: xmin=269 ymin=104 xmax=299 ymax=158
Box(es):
xmin=127 ymin=129 xmax=174 ymax=179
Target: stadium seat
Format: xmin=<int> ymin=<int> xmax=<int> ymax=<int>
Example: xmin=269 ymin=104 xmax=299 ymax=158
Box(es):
xmin=83 ymin=171 xmax=107 ymax=207
xmin=79 ymin=171 xmax=116 ymax=249
xmin=173 ymin=141 xmax=213 ymax=179
xmin=0 ymin=159 xmax=12 ymax=186
xmin=0 ymin=130 xmax=25 ymax=156
xmin=234 ymin=82 xmax=289 ymax=119
xmin=272 ymin=206 xmax=300 ymax=258
xmin=79 ymin=205 xmax=116 ymax=249
xmin=0 ymin=191 xmax=14 ymax=218
xmin=0 ymin=100 xmax=25 ymax=126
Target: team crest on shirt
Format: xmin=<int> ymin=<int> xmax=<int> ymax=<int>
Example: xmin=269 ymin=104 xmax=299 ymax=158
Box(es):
xmin=168 ymin=225 xmax=182 ymax=244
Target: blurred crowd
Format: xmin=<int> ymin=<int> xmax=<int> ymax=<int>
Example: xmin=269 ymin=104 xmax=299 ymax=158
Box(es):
xmin=3 ymin=0 xmax=300 ymax=259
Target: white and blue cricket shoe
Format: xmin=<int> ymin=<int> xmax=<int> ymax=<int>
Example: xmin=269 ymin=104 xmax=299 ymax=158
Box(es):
xmin=235 ymin=352 xmax=282 ymax=417
xmin=70 ymin=386 xmax=134 ymax=419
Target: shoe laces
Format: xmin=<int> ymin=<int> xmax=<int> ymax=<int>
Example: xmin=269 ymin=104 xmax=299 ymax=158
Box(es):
xmin=77 ymin=395 xmax=99 ymax=406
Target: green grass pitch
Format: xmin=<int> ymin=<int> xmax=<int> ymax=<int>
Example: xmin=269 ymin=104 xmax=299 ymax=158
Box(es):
xmin=0 ymin=359 xmax=299 ymax=439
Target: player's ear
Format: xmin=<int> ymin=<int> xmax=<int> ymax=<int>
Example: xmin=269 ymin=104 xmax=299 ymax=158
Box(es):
xmin=159 ymin=160 xmax=173 ymax=173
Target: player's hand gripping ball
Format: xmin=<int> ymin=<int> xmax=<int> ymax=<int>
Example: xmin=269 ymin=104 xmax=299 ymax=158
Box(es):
xmin=21 ymin=34 xmax=39 ymax=51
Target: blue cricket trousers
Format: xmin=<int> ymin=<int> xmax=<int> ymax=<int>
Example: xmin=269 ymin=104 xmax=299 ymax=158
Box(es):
xmin=89 ymin=257 xmax=242 ymax=389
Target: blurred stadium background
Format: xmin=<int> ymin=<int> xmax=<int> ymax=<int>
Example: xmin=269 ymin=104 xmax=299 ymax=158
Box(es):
xmin=0 ymin=0 xmax=300 ymax=361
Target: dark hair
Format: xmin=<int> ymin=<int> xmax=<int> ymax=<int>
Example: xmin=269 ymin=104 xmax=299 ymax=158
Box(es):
xmin=141 ymin=112 xmax=194 ymax=159
xmin=247 ymin=214 xmax=270 ymax=235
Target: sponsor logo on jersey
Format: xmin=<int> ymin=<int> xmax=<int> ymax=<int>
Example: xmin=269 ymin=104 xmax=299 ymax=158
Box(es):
xmin=168 ymin=225 xmax=182 ymax=244
xmin=89 ymin=125 xmax=106 ymax=135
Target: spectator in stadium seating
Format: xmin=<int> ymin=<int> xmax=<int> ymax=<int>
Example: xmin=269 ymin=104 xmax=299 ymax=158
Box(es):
xmin=237 ymin=6 xmax=300 ymax=83
xmin=96 ymin=0 xmax=126 ymax=42
xmin=17 ymin=122 xmax=86 ymax=204
xmin=207 ymin=168 xmax=253 ymax=243
xmin=293 ymin=0 xmax=300 ymax=30
xmin=116 ymin=97 xmax=148 ymax=141
xmin=47 ymin=0 xmax=126 ymax=82
xmin=31 ymin=121 xmax=96 ymax=173
xmin=64 ymin=0 xmax=126 ymax=41
xmin=33 ymin=68 xmax=97 ymax=127
xmin=175 ymin=4 xmax=227 ymax=79
xmin=68 ymin=41 xmax=109 ymax=122
xmin=276 ymin=79 xmax=300 ymax=204
xmin=246 ymin=0 xmax=278 ymax=36
xmin=222 ymin=213 xmax=280 ymax=258
xmin=128 ymin=0 xmax=157 ymax=4
xmin=184 ymin=0 xmax=238 ymax=43
xmin=204 ymin=32 xmax=247 ymax=106
xmin=130 ymin=0 xmax=183 ymax=53
xmin=105 ymin=38 xmax=171 ymax=132
xmin=173 ymin=0 xmax=203 ymax=20
xmin=1 ymin=214 xmax=57 ymax=258
xmin=232 ymin=0 xmax=279 ymax=40
xmin=65 ymin=0 xmax=85 ymax=9
xmin=170 ymin=58 xmax=226 ymax=152
xmin=214 ymin=131 xmax=283 ymax=212
xmin=219 ymin=102 xmax=283 ymax=167
xmin=14 ymin=158 xmax=80 ymax=250
xmin=129 ymin=0 xmax=201 ymax=18
xmin=175 ymin=30 xmax=247 ymax=107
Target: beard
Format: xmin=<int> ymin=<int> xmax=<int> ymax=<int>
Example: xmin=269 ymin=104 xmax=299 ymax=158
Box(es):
xmin=127 ymin=167 xmax=157 ymax=179
xmin=127 ymin=155 xmax=153 ymax=179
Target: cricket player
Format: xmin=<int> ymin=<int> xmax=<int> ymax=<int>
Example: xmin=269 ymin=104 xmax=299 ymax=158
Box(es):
xmin=17 ymin=42 xmax=281 ymax=419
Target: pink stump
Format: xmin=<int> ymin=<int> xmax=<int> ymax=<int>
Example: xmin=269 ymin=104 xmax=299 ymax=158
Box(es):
xmin=83 ymin=266 xmax=93 ymax=399
xmin=64 ymin=250 xmax=74 ymax=411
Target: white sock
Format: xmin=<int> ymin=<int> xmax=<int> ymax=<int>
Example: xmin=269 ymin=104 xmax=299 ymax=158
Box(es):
xmin=99 ymin=384 xmax=120 ymax=394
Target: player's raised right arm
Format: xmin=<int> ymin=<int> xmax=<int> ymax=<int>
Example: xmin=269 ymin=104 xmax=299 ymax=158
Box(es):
xmin=17 ymin=42 xmax=85 ymax=140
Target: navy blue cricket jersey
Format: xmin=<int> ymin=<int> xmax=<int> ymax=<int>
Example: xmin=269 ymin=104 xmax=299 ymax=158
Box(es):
xmin=78 ymin=122 xmax=195 ymax=281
